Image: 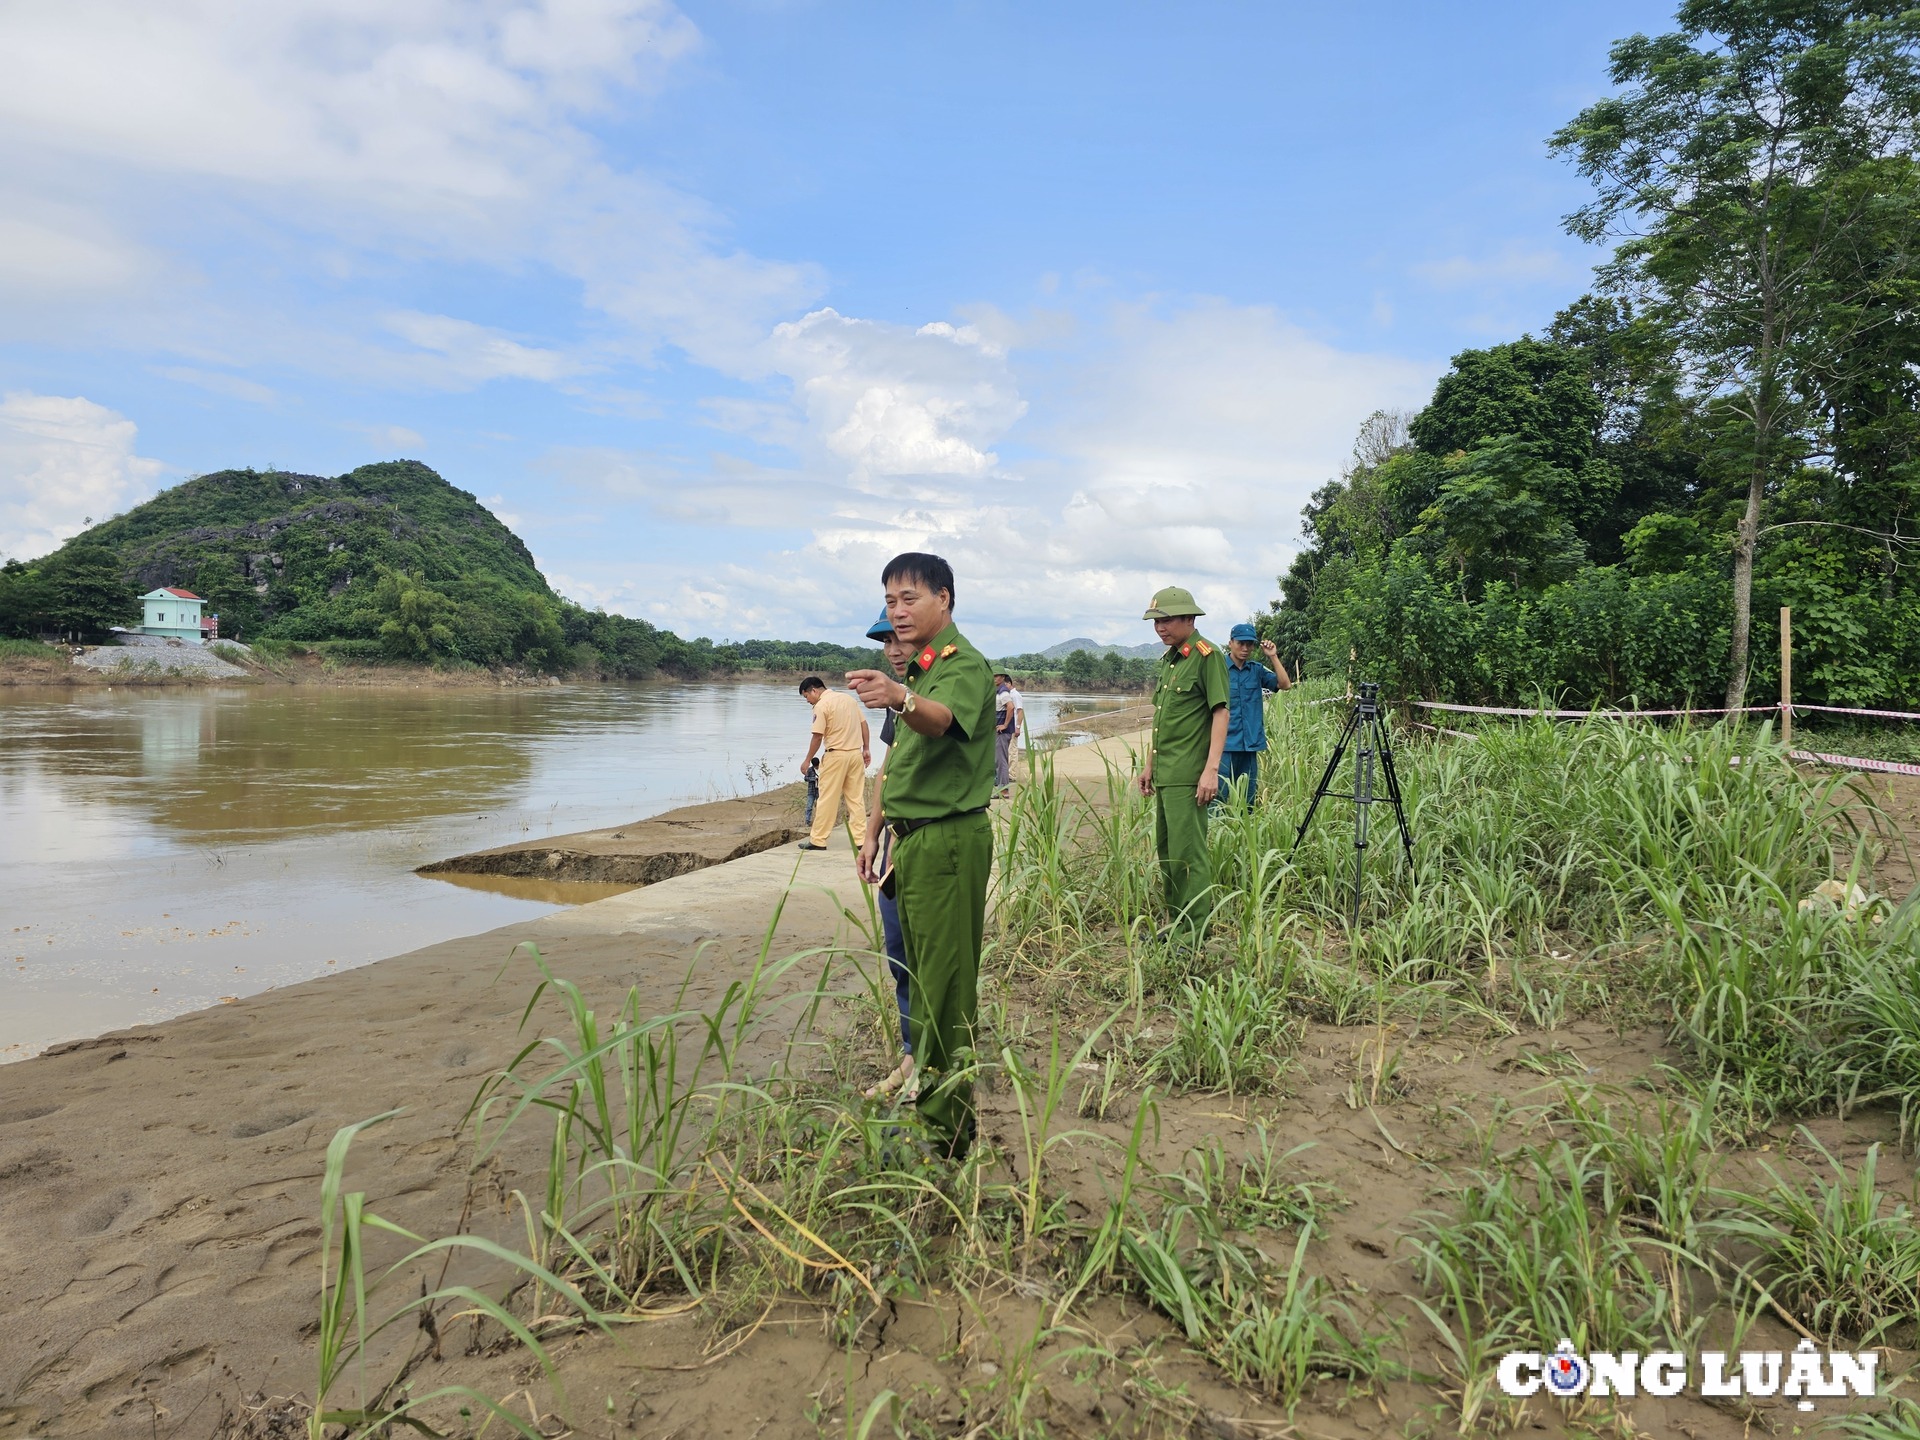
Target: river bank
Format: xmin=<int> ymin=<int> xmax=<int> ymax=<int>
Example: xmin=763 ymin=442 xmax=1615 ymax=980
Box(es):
xmin=4 ymin=722 xmax=1918 ymax=1438
xmin=0 ymin=733 xmax=1135 ymax=1439
xmin=2 ymin=643 xmax=1164 ymax=694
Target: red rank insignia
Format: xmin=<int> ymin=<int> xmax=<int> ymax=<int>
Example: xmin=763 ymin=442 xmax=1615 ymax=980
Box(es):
xmin=1178 ymin=643 xmax=1191 ymax=657
xmin=918 ymin=645 xmax=937 ymax=670
xmin=1196 ymin=640 xmax=1213 ymax=657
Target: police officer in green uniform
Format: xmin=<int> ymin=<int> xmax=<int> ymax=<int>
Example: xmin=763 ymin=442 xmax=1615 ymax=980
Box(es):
xmin=848 ymin=553 xmax=994 ymax=1157
xmin=1137 ymin=586 xmax=1230 ymax=937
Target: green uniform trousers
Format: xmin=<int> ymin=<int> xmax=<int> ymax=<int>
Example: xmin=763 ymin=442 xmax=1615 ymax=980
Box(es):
xmin=893 ymin=809 xmax=992 ymax=1157
xmin=1154 ymin=783 xmax=1214 ymax=934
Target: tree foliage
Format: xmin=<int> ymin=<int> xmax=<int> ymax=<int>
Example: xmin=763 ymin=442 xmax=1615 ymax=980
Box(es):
xmin=1271 ymin=0 xmax=1920 ymax=711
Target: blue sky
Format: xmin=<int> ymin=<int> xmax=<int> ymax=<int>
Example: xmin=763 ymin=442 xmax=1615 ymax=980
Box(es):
xmin=0 ymin=0 xmax=1675 ymax=652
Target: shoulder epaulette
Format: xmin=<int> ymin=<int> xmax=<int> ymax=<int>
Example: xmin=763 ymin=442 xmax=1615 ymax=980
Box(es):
xmin=1196 ymin=640 xmax=1213 ymax=657
xmin=939 ymin=643 xmax=958 ymax=659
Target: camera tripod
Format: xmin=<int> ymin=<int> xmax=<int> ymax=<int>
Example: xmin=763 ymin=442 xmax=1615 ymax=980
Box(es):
xmin=1291 ymin=682 xmax=1415 ymax=926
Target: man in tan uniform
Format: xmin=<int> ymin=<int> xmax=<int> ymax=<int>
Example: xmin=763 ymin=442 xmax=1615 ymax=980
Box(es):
xmin=799 ymin=676 xmax=869 ymax=851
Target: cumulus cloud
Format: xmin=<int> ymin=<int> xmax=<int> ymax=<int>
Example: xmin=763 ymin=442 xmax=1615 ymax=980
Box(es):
xmin=765 ymin=310 xmax=1027 ymax=483
xmin=566 ymin=298 xmax=1437 ymax=651
xmin=0 ymin=0 xmax=816 ymax=375
xmin=0 ymin=392 xmax=169 ymax=561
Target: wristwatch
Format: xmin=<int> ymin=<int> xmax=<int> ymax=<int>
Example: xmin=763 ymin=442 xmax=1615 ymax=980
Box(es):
xmin=897 ymin=689 xmax=918 ymax=716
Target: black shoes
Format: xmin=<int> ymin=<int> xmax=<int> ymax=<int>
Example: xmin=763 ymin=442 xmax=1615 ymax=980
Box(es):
xmin=798 ymin=840 xmax=827 ymax=851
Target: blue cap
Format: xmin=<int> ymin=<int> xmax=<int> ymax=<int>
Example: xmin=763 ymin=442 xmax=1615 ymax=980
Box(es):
xmin=866 ymin=608 xmax=895 ymax=641
xmin=1230 ymin=623 xmax=1258 ymax=642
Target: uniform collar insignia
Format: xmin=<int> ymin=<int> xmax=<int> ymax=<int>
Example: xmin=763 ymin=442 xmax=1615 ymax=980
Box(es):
xmin=938 ymin=643 xmax=958 ymax=658
xmin=1178 ymin=642 xmax=1191 ymax=657
xmin=918 ymin=645 xmax=937 ymax=670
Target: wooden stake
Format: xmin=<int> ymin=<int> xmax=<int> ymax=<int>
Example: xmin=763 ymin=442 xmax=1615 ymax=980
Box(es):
xmin=1780 ymin=605 xmax=1792 ymax=748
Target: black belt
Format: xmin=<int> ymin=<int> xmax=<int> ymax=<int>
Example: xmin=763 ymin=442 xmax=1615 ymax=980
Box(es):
xmin=889 ymin=806 xmax=987 ymax=841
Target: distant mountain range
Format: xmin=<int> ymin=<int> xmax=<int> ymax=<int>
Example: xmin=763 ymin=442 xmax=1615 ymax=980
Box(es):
xmin=1039 ymin=637 xmax=1166 ymax=660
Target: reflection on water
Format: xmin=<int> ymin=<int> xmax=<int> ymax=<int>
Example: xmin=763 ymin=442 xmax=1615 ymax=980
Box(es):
xmin=0 ymin=681 xmax=1126 ymax=1059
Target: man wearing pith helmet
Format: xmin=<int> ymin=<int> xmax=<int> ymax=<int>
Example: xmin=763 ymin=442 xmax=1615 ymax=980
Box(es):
xmin=1138 ymin=585 xmax=1229 ymax=938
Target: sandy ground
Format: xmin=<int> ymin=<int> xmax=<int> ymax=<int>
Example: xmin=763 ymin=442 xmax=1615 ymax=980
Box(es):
xmin=2 ymin=734 xmax=1914 ymax=1439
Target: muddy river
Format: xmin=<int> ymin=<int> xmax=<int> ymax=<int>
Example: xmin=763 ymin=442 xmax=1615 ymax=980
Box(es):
xmin=0 ymin=680 xmax=1124 ymax=1058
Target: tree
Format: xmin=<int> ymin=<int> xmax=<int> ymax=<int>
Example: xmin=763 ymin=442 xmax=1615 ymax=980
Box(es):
xmin=370 ymin=570 xmax=455 ymax=660
xmin=40 ymin=545 xmax=136 ymax=640
xmin=1411 ymin=437 xmax=1589 ymax=595
xmin=1410 ymin=339 xmax=1603 ymax=474
xmin=1551 ymin=0 xmax=1920 ymax=708
xmin=0 ymin=559 xmax=48 ymax=638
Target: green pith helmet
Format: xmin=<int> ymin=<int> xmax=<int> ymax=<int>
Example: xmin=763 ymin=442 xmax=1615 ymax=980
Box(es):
xmin=1142 ymin=585 xmax=1204 ymax=620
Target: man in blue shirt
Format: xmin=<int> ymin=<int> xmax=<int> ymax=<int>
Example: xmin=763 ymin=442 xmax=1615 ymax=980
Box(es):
xmin=1219 ymin=622 xmax=1291 ymax=805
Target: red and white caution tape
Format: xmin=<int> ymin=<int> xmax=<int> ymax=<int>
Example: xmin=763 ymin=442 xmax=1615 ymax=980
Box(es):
xmin=1790 ymin=702 xmax=1920 ymax=723
xmin=1407 ymin=720 xmax=1480 ymax=741
xmin=1790 ymin=749 xmax=1920 ymax=778
xmin=1411 ymin=700 xmax=1773 ymax=719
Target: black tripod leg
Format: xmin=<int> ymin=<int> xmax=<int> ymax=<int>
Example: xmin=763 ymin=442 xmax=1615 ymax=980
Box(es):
xmin=1350 ymin=726 xmax=1375 ymax=928
xmin=1292 ymin=707 xmax=1360 ymax=851
xmin=1376 ymin=719 xmax=1416 ymax=870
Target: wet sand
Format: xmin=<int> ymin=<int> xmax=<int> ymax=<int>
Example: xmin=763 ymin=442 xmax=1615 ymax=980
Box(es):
xmin=0 ymin=738 xmax=1138 ymax=1438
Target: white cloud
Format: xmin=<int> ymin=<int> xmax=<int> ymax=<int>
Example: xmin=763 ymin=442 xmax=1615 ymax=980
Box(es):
xmin=346 ymin=422 xmax=426 ymax=452
xmin=156 ymin=367 xmax=278 ymax=405
xmin=0 ymin=210 xmax=156 ymax=297
xmin=383 ymin=312 xmax=575 ymax=385
xmin=765 ymin=310 xmax=1027 ymax=482
xmin=0 ymin=392 xmax=169 ymax=561
xmin=565 ymin=298 xmax=1437 ymax=651
xmin=1412 ymin=243 xmax=1584 ymax=293
xmin=0 ymin=0 xmax=817 ymax=376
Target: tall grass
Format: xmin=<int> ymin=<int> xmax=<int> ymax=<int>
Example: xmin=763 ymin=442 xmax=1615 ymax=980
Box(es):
xmin=292 ymin=683 xmax=1920 ymax=1433
xmin=992 ymin=685 xmax=1917 ymax=1122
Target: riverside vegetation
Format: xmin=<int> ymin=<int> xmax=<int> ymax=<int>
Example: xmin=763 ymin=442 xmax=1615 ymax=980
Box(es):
xmin=1269 ymin=3 xmax=1920 ymax=718
xmin=288 ymin=685 xmax=1920 ymax=1439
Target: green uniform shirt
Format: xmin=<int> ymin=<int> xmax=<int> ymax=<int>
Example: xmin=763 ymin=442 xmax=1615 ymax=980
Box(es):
xmin=882 ymin=621 xmax=995 ymax=819
xmin=1151 ymin=631 xmax=1229 ymax=788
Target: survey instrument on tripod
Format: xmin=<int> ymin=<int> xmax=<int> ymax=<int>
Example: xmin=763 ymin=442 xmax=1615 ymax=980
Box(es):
xmin=1291 ymin=681 xmax=1415 ymax=926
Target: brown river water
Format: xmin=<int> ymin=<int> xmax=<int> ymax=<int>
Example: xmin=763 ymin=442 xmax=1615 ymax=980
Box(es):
xmin=0 ymin=680 xmax=1123 ymax=1059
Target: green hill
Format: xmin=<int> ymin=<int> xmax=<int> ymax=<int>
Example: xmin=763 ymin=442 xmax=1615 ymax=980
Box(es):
xmin=2 ymin=461 xmax=715 ymax=675
xmin=82 ymin=462 xmax=550 ymax=631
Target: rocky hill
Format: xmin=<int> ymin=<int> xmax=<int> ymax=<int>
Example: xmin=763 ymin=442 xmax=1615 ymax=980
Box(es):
xmin=75 ymin=461 xmax=549 ymax=638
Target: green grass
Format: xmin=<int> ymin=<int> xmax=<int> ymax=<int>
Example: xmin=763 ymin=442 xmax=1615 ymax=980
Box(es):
xmin=0 ymin=636 xmax=62 ymax=658
xmin=290 ymin=682 xmax=1920 ymax=1435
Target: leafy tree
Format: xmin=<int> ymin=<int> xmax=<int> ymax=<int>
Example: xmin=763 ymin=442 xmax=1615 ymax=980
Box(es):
xmin=1410 ymin=338 xmax=1603 ymax=474
xmin=192 ymin=552 xmax=259 ymax=636
xmin=38 ymin=545 xmax=136 ymax=640
xmin=0 ymin=560 xmax=48 ymax=638
xmin=370 ymin=570 xmax=456 ymax=660
xmin=1060 ymin=648 xmax=1098 ymax=684
xmin=1551 ymin=0 xmax=1920 ymax=707
xmin=1412 ymin=438 xmax=1589 ymax=595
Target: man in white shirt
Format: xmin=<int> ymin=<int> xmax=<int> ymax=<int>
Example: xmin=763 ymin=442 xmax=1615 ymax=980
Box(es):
xmin=993 ymin=672 xmax=1025 ymax=796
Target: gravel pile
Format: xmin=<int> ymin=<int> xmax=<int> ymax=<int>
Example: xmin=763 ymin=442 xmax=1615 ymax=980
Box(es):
xmin=74 ymin=644 xmax=250 ymax=678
